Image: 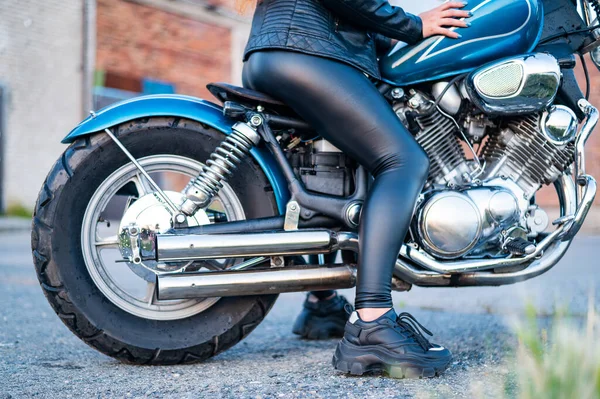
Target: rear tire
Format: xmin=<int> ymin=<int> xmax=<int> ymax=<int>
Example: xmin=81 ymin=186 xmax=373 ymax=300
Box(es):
xmin=31 ymin=117 xmax=280 ymax=364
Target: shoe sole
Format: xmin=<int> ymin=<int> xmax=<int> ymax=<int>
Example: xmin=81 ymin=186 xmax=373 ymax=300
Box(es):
xmin=292 ymin=317 xmax=345 ymax=340
xmin=332 ymin=339 xmax=452 ymax=379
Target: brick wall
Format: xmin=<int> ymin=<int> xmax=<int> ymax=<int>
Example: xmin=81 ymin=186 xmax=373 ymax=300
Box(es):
xmin=96 ymin=0 xmax=233 ymax=99
xmin=0 ymin=0 xmax=84 ymax=209
xmin=536 ymin=59 xmax=600 ymax=208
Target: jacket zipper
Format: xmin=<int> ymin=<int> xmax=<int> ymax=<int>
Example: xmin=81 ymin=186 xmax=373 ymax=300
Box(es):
xmin=334 ymin=17 xmax=339 ymax=32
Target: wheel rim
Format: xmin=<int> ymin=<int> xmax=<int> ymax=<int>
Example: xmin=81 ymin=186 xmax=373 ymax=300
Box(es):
xmin=81 ymin=155 xmax=246 ymax=321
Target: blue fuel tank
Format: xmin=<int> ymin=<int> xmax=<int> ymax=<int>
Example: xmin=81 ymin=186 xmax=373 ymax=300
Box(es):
xmin=379 ymin=0 xmax=544 ymax=86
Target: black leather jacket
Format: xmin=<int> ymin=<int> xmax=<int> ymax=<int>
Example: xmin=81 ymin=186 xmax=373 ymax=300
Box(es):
xmin=243 ymin=0 xmax=423 ymax=79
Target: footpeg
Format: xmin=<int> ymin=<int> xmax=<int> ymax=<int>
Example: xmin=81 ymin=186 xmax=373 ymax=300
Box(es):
xmin=503 ymin=237 xmax=536 ymax=256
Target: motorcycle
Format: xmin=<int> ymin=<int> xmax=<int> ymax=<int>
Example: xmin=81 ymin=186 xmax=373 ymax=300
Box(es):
xmin=31 ymin=0 xmax=599 ymax=364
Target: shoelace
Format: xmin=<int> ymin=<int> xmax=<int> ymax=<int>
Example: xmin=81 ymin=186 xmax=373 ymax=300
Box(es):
xmin=396 ymin=312 xmax=434 ymax=351
xmin=343 ymin=302 xmax=355 ymax=315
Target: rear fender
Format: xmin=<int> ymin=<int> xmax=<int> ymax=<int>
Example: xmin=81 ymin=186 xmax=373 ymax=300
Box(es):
xmin=62 ymin=94 xmax=290 ymax=213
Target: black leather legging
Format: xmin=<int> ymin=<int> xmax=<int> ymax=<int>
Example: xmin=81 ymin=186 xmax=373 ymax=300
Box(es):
xmin=243 ymin=50 xmax=430 ymax=309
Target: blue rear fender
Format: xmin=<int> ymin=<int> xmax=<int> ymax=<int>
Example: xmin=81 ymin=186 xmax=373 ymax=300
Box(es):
xmin=63 ymin=94 xmax=290 ymax=213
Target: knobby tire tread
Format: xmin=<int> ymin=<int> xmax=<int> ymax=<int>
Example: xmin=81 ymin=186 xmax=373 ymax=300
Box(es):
xmin=31 ymin=117 xmax=277 ymax=365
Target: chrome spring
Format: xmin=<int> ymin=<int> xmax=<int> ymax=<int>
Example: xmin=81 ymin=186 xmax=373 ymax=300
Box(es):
xmin=180 ymin=122 xmax=262 ymax=216
xmin=188 ymin=130 xmax=255 ymax=199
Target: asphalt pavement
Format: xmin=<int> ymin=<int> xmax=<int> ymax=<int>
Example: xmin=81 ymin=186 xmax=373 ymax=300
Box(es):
xmin=1 ymin=230 xmax=599 ymax=398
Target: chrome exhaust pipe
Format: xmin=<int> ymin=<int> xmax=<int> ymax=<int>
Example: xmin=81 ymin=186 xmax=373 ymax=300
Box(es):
xmin=157 ymin=265 xmax=356 ymax=299
xmin=153 ymin=172 xmax=590 ymax=292
xmin=156 ymin=230 xmax=336 ymax=261
xmin=393 ymin=238 xmax=572 ymax=287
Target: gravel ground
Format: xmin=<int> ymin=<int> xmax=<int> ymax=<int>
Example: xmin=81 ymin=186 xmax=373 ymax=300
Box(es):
xmin=1 ymin=232 xmax=599 ymax=398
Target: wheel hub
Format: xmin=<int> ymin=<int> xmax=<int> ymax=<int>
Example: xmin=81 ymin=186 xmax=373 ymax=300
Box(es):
xmin=118 ymin=191 xmax=210 ymax=281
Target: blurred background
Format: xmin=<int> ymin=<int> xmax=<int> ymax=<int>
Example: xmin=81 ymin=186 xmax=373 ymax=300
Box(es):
xmin=0 ymin=0 xmax=598 ymax=223
xmin=1 ymin=3 xmax=600 ymax=397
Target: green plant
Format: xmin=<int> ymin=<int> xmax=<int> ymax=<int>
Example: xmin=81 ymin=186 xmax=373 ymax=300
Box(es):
xmin=4 ymin=203 xmax=32 ymax=218
xmin=513 ymin=302 xmax=600 ymax=399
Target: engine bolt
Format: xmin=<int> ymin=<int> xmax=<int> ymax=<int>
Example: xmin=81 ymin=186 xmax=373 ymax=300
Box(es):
xmin=175 ymin=214 xmax=186 ymax=224
xmin=250 ymin=114 xmax=263 ymax=127
xmin=391 ymin=88 xmax=404 ymax=99
xmin=271 ymin=256 xmax=284 ymax=267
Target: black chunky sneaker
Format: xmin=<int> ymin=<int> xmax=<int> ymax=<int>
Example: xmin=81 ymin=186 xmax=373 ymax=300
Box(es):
xmin=292 ymin=293 xmax=351 ymax=340
xmin=333 ymin=309 xmax=452 ymax=378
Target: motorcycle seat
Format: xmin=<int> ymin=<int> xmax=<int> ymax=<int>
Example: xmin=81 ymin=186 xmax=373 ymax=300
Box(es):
xmin=207 ymin=82 xmax=296 ymax=116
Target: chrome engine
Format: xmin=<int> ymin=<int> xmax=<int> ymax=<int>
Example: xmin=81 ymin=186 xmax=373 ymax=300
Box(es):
xmin=393 ymin=74 xmax=577 ymax=259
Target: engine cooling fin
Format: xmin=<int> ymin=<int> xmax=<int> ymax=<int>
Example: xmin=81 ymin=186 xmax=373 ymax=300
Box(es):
xmin=481 ymin=114 xmax=575 ymax=199
xmin=414 ymin=110 xmax=466 ymax=185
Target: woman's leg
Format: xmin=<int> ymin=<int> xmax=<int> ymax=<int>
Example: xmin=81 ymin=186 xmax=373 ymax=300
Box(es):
xmin=243 ymin=50 xmax=451 ymax=377
xmin=243 ymin=51 xmax=429 ymax=318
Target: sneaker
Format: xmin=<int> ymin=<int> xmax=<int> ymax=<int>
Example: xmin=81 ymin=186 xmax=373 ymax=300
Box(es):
xmin=332 ymin=309 xmax=452 ymax=378
xmin=292 ymin=293 xmax=351 ymax=340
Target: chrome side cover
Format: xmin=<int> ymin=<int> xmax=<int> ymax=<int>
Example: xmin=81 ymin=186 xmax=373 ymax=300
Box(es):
xmin=417 ymin=191 xmax=482 ymax=259
xmin=416 ymin=186 xmax=521 ymax=259
xmin=465 ymin=53 xmax=561 ymax=115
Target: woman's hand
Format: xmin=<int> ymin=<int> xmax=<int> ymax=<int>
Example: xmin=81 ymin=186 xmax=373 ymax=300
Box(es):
xmin=419 ymin=2 xmax=471 ymax=39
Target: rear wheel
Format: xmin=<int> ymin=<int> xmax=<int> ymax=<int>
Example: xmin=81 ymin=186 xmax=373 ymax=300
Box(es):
xmin=31 ymin=117 xmax=279 ymax=364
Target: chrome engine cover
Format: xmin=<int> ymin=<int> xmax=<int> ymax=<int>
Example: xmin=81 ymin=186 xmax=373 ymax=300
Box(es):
xmin=417 ymin=191 xmax=482 ymax=259
xmin=465 ymin=53 xmax=560 ymax=115
xmin=417 ymin=186 xmax=521 ymax=259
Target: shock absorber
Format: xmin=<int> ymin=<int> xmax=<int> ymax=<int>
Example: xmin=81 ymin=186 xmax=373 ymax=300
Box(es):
xmin=180 ymin=121 xmax=261 ymax=215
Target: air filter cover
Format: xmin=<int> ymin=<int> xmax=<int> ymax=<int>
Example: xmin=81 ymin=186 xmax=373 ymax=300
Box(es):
xmin=466 ymin=53 xmax=560 ymax=115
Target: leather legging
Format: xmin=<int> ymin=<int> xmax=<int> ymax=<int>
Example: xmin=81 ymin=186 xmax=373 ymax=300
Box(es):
xmin=242 ymin=50 xmax=430 ymax=309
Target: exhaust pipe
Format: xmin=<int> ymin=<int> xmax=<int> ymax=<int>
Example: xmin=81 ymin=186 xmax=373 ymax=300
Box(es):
xmin=152 ymin=173 xmax=588 ymax=296
xmin=156 ymin=230 xmax=335 ymax=261
xmin=393 ymin=238 xmax=572 ymax=287
xmin=157 ymin=265 xmax=356 ymax=299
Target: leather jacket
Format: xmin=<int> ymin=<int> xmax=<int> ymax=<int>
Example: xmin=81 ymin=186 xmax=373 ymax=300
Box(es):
xmin=243 ymin=0 xmax=423 ymax=80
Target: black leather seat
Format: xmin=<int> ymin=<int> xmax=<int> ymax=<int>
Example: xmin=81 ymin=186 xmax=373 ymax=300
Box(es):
xmin=207 ymin=82 xmax=296 ymax=116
